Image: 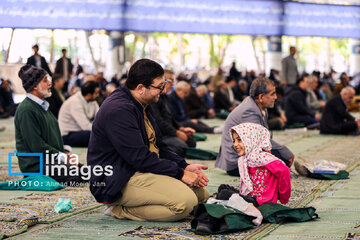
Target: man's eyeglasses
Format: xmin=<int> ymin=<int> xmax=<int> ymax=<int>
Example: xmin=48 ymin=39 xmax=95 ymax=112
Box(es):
xmin=166 ymin=78 xmax=174 ymax=83
xmin=149 ymin=80 xmax=167 ymax=92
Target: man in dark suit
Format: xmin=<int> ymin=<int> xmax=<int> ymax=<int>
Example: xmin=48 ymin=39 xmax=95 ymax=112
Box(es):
xmin=320 ymin=87 xmax=360 ymax=135
xmin=285 ymin=74 xmax=321 ymax=127
xmin=55 ymin=48 xmax=73 ymax=82
xmin=184 ymin=84 xmax=215 ymax=119
xmin=26 ymin=44 xmax=52 ymax=76
xmin=151 ymin=69 xmax=196 ymax=157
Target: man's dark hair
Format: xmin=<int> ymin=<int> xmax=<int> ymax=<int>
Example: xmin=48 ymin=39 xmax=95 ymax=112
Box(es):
xmin=276 ymin=86 xmax=284 ymax=96
xmin=32 ymin=44 xmax=39 ymax=50
xmin=296 ymin=73 xmax=309 ymax=85
xmin=61 ymin=48 xmax=67 ymax=53
xmin=249 ymin=77 xmax=275 ymax=100
xmin=81 ymin=81 xmax=99 ymax=96
xmin=52 ymin=74 xmax=63 ymax=83
xmin=126 ymin=59 xmax=164 ymax=90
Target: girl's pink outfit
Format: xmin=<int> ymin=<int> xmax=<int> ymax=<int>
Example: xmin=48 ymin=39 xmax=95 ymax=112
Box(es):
xmin=231 ymin=123 xmax=291 ymax=205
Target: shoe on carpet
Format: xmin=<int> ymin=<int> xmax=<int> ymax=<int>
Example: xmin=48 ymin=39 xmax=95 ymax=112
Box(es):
xmin=195 ymin=212 xmax=219 ymax=235
xmin=294 ymin=158 xmax=310 ymax=176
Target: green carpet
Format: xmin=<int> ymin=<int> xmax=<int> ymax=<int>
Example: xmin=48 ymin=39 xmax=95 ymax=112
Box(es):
xmin=1 ymin=117 xmax=360 ymax=239
xmin=261 ymin=167 xmax=360 ymax=240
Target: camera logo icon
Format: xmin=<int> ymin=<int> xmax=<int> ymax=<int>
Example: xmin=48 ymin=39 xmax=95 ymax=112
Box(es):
xmin=8 ymin=150 xmax=43 ymax=176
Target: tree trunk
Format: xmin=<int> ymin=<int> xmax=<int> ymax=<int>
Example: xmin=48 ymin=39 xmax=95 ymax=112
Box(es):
xmin=251 ymin=36 xmax=261 ymax=72
xmin=86 ymin=31 xmax=98 ymax=73
xmin=209 ymin=34 xmax=216 ymax=67
xmin=49 ymin=29 xmax=54 ymax=64
xmin=141 ymin=33 xmax=148 ymax=58
xmin=5 ymin=28 xmax=14 ymax=64
xmin=129 ymin=33 xmax=139 ymax=64
xmin=177 ymin=33 xmax=184 ymax=68
xmin=218 ymin=36 xmax=230 ymax=67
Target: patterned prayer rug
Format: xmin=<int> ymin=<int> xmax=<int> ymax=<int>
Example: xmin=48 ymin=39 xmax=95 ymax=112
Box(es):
xmin=1 ymin=117 xmax=360 ymax=239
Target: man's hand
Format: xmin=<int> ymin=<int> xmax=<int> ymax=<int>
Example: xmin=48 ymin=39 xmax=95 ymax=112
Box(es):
xmin=176 ymin=130 xmax=188 ymax=142
xmin=190 ymin=119 xmax=198 ymax=124
xmin=180 ymin=127 xmax=195 ymax=136
xmin=315 ymin=113 xmax=321 ymax=121
xmin=320 ymin=100 xmax=326 ymax=108
xmin=356 ymin=119 xmax=360 ymax=130
xmin=286 ymin=154 xmax=294 ymax=168
xmin=229 ymin=105 xmax=237 ymax=112
xmin=280 ymin=113 xmax=287 ymax=124
xmin=185 ymin=164 xmax=209 ymax=187
xmin=208 ymin=109 xmax=215 ymax=117
xmin=181 ymin=170 xmax=199 ymax=187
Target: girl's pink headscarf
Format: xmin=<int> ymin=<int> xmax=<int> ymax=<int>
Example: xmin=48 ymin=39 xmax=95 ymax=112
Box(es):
xmin=230 ymin=123 xmax=286 ymax=196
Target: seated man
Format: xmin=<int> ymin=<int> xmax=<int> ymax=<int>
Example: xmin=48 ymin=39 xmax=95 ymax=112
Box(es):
xmin=152 ymin=69 xmax=196 ymax=157
xmin=0 ymin=79 xmax=17 ymax=117
xmin=58 ymin=81 xmax=99 ymax=147
xmin=87 ymin=59 xmax=209 ymax=222
xmin=215 ymin=77 xmax=294 ymax=176
xmin=213 ymin=81 xmax=237 ymax=113
xmin=306 ymin=75 xmax=325 ymax=113
xmin=285 ymin=74 xmax=321 ymax=127
xmin=333 ymin=72 xmax=350 ymax=95
xmin=320 ymin=86 xmax=360 ymax=135
xmin=15 ymin=64 xmax=85 ymax=184
xmin=184 ymin=84 xmax=215 ymax=119
xmin=268 ymin=87 xmax=287 ymax=130
xmin=45 ymin=74 xmax=66 ymax=118
xmin=233 ymin=80 xmax=249 ymax=102
xmin=169 ymin=81 xmax=222 ymax=134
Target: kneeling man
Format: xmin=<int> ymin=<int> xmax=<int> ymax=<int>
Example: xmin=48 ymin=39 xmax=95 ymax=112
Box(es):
xmin=87 ymin=59 xmax=209 ymax=222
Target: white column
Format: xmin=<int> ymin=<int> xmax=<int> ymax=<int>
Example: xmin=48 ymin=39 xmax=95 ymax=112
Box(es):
xmin=106 ymin=31 xmax=125 ymax=78
xmin=350 ymin=39 xmax=360 ymax=75
xmin=266 ymin=36 xmax=282 ymax=76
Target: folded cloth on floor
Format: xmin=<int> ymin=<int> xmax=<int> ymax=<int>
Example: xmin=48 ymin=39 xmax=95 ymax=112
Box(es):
xmin=191 ymin=203 xmax=255 ymax=235
xmin=192 ymin=133 xmax=207 ymax=141
xmin=215 ymin=111 xmax=229 ymax=119
xmin=0 ymin=175 xmax=65 ymax=191
xmin=295 ymin=159 xmax=349 ymax=180
xmin=304 ymin=159 xmax=346 ymax=174
xmin=186 ymin=148 xmax=218 ymax=160
xmin=207 ymin=194 xmax=263 ymax=226
xmin=308 ymin=170 xmax=349 ymax=180
xmin=258 ymin=202 xmax=318 ymax=223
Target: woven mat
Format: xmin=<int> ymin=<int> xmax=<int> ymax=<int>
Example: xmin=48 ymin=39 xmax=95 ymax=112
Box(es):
xmin=2 ymin=116 xmax=360 ymax=239
xmin=0 ymin=117 xmax=99 ymax=238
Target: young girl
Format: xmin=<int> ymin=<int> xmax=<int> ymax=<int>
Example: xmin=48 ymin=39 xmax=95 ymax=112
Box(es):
xmin=231 ymin=122 xmax=291 ymax=205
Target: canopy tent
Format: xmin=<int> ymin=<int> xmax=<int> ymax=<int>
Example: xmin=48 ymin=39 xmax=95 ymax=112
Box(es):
xmin=0 ymin=0 xmax=359 ymax=38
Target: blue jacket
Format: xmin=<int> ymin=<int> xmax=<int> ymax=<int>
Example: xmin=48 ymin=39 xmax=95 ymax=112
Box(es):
xmin=169 ymin=91 xmax=189 ymax=122
xmin=87 ymin=85 xmax=187 ymax=203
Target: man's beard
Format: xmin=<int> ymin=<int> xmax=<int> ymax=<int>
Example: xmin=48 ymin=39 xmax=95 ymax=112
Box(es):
xmin=39 ymin=87 xmax=52 ymax=98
